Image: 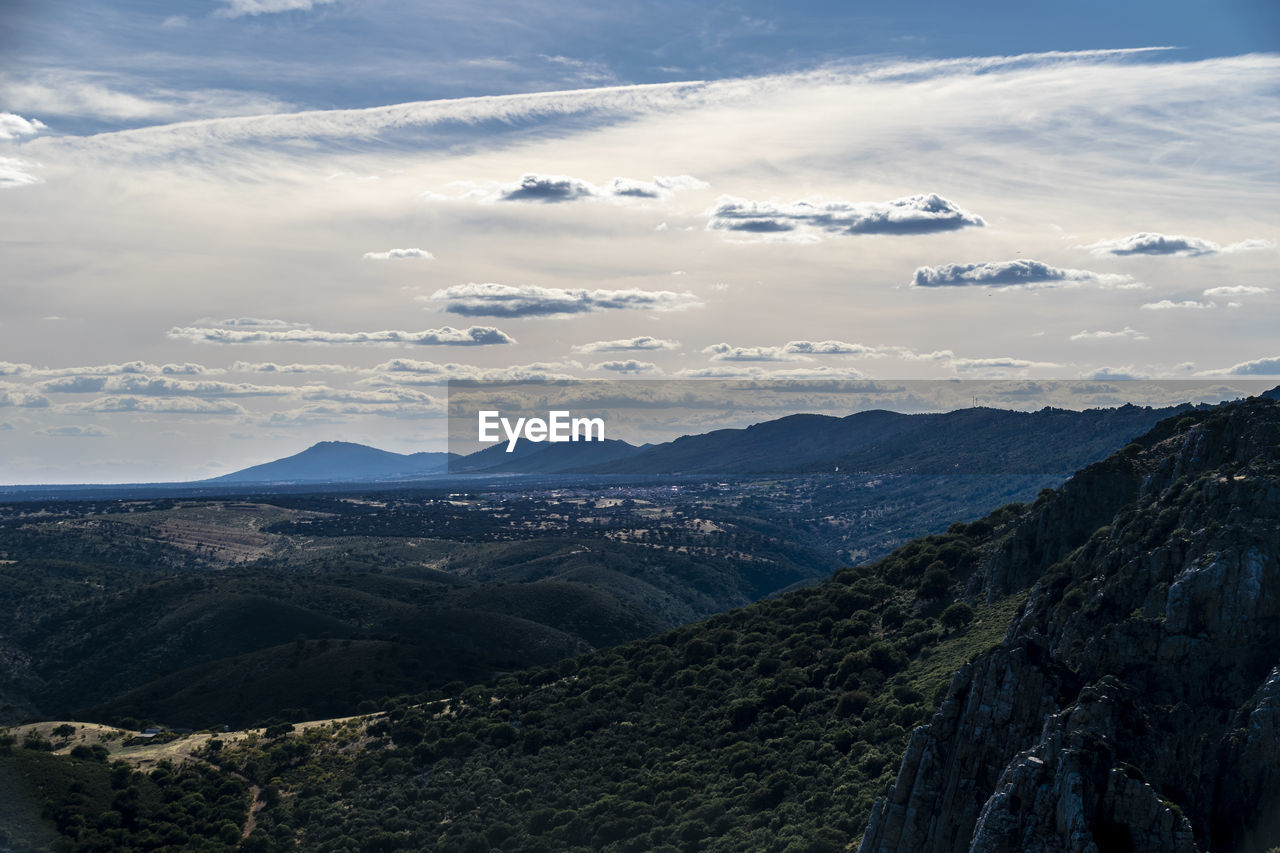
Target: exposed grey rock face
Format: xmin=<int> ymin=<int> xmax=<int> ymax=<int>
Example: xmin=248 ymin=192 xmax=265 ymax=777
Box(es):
xmin=860 ymin=398 xmax=1280 ymax=853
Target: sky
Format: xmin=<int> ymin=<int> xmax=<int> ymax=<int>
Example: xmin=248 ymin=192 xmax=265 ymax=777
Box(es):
xmin=1 ymin=0 xmax=1278 ymax=483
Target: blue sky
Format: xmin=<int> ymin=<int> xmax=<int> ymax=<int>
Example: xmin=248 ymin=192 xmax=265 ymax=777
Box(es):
xmin=1 ymin=1 xmax=1278 ymax=481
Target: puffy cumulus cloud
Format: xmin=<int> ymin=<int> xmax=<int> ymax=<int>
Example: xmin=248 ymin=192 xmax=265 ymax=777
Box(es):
xmin=168 ymin=325 xmax=515 ymax=345
xmin=708 ymin=193 xmax=984 ymax=239
xmin=0 ymin=389 xmax=50 ymax=408
xmin=1079 ymin=232 xmax=1276 ymax=258
xmin=702 ymin=343 xmax=805 ymax=363
xmin=1203 ymin=285 xmax=1271 ymax=297
xmin=912 ymin=259 xmax=1137 ymax=289
xmin=0 ymin=113 xmax=46 ymax=141
xmin=40 ymin=376 xmax=298 ymax=397
xmin=362 ymin=248 xmax=434 ymax=261
xmin=0 ymin=156 xmax=40 ymax=189
xmin=573 ymin=336 xmax=680 ymax=353
xmin=216 ymin=0 xmax=337 ymax=17
xmin=1082 ymin=367 xmax=1148 ymax=380
xmin=782 ymin=340 xmax=899 ymax=357
xmin=1140 ymin=299 xmax=1215 ymax=310
xmin=607 ymin=175 xmax=708 ymax=199
xmin=65 ymin=396 xmax=247 ymax=415
xmin=0 ymin=363 xmax=32 ymax=376
xmin=496 ymin=173 xmax=596 ymax=203
xmin=31 ymin=361 xmax=214 ymax=378
xmin=1069 ymin=327 xmax=1148 ymax=341
xmin=493 ymin=172 xmax=706 ymax=204
xmin=299 ymin=386 xmax=438 ymax=405
xmin=366 ymin=359 xmax=581 ymax=384
xmin=1198 ymin=356 xmax=1280 ymax=376
xmin=428 ymin=284 xmax=700 ymax=318
xmin=209 ymin=317 xmax=301 ymax=328
xmin=36 ymin=424 xmax=110 ymax=437
xmin=591 ymin=360 xmax=660 ymax=374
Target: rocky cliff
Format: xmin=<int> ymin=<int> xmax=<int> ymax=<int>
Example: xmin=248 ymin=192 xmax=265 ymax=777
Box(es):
xmin=860 ymin=396 xmax=1280 ymax=853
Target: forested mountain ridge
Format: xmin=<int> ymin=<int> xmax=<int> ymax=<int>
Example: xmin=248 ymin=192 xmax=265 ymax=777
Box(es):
xmin=861 ymin=396 xmax=1280 ymax=852
xmin=4 ymin=394 xmax=1279 ymax=852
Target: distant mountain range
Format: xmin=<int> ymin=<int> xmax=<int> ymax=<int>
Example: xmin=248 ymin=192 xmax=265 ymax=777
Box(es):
xmin=207 ymin=440 xmax=456 ymax=483
xmin=209 ymin=402 xmax=1212 ymax=484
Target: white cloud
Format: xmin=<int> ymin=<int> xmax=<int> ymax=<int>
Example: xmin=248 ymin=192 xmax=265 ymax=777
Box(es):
xmin=1069 ymin=327 xmax=1148 ymax=341
xmin=1140 ymin=300 xmax=1215 ymax=310
xmin=1080 ymin=232 xmax=1275 ymax=257
xmin=1198 ymin=355 xmax=1280 ymax=376
xmin=167 ymin=325 xmax=515 ymax=345
xmin=230 ymin=361 xmax=357 ymax=374
xmin=491 ymin=172 xmax=707 ymax=204
xmin=702 ymin=343 xmax=805 ymax=363
xmin=572 ymin=336 xmax=680 ymax=353
xmin=0 ymin=156 xmax=40 ymax=189
xmin=1203 ymin=285 xmax=1271 ymax=297
xmin=0 ymin=71 xmax=290 ymax=124
xmin=0 ymin=113 xmax=47 ymax=141
xmin=708 ymin=193 xmax=984 ymax=239
xmin=40 ymin=376 xmax=297 ymax=397
xmin=0 ymin=363 xmax=33 ymax=376
xmin=31 ymin=361 xmax=214 ymax=378
xmin=912 ymin=259 xmax=1137 ymax=289
xmin=0 ymin=389 xmax=50 ymax=408
xmin=366 ymin=359 xmax=581 ymax=383
xmin=950 ymin=357 xmax=1062 ymax=371
xmin=591 ymin=360 xmax=660 ymax=374
xmin=428 ymin=284 xmax=701 ymax=317
xmin=216 ymin=0 xmax=338 ymax=18
xmin=363 ymin=248 xmax=435 ymax=261
xmin=65 ymin=396 xmax=247 ymax=414
xmin=36 ymin=424 xmax=110 ymax=437
xmin=782 ymin=340 xmax=894 ymax=357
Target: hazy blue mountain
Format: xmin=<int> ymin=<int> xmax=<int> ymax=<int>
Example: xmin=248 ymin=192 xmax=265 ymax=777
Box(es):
xmin=450 ymin=437 xmax=644 ymax=474
xmin=579 ymin=403 xmax=1192 ymax=476
xmin=207 ymin=441 xmax=456 ymax=483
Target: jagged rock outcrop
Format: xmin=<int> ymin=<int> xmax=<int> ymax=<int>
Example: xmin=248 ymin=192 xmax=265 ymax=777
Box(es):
xmin=860 ymin=397 xmax=1280 ymax=853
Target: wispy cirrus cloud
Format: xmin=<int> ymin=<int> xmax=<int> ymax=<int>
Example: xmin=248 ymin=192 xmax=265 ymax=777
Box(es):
xmin=428 ymin=284 xmax=701 ymax=317
xmin=362 ymin=248 xmax=434 ymax=260
xmin=0 ymin=156 xmax=41 ymax=189
xmin=912 ymin=259 xmax=1137 ymax=289
xmin=35 ymin=424 xmax=110 ymax=437
xmin=1079 ymin=232 xmax=1275 ymax=257
xmin=0 ymin=70 xmax=291 ymax=124
xmin=168 ymin=325 xmax=515 ymax=345
xmin=1069 ymin=327 xmax=1148 ymax=341
xmin=1203 ymin=285 xmax=1271 ymax=297
xmin=573 ymin=336 xmax=681 ymax=353
xmin=1140 ymin=299 xmax=1215 ymax=310
xmin=215 ymin=0 xmax=338 ymax=18
xmin=708 ymin=193 xmax=984 ymax=240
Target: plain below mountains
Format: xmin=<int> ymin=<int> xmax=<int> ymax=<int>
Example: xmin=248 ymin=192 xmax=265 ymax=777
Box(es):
xmin=209 ymin=402 xmax=1205 ymax=484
